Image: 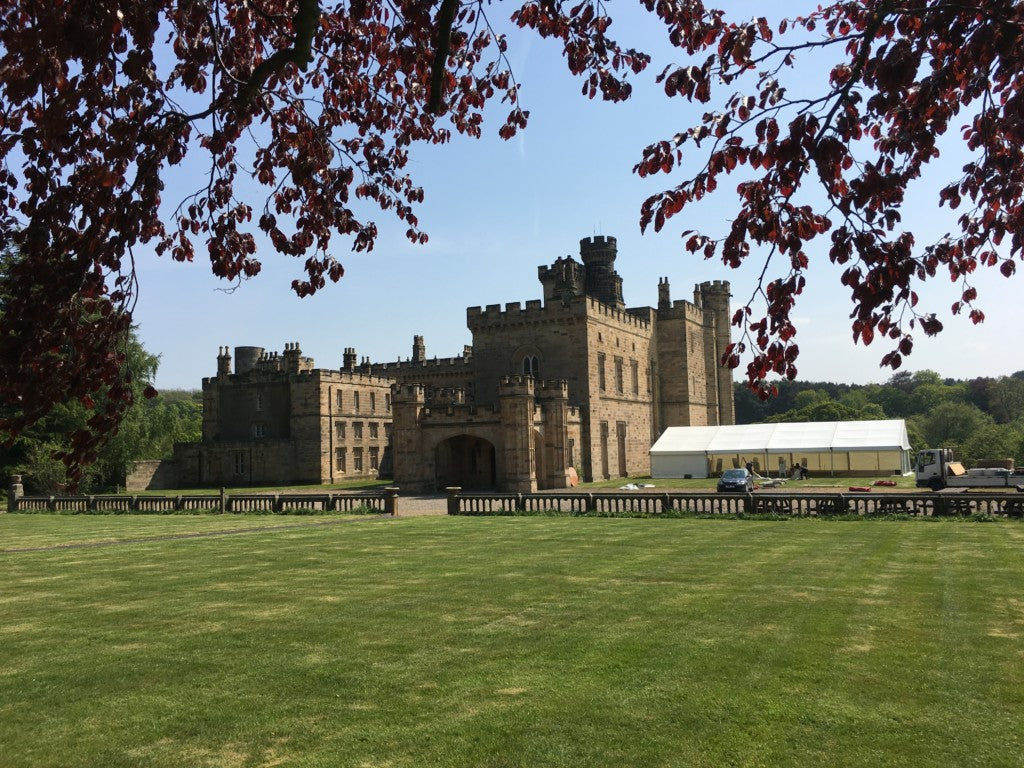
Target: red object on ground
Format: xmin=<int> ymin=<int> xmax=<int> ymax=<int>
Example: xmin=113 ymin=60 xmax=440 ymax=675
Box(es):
xmin=848 ymin=486 xmax=872 ymax=493
xmin=873 ymin=480 xmax=897 ymax=486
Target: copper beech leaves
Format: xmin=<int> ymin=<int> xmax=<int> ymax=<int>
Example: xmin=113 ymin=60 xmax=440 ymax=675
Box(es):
xmin=0 ymin=0 xmax=653 ymax=482
xmin=636 ymin=1 xmax=1023 ymax=400
xmin=2 ymin=1 xmax=1023 ymax=478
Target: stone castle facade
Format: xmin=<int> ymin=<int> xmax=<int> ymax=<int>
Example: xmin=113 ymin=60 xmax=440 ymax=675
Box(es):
xmin=147 ymin=236 xmax=735 ymax=492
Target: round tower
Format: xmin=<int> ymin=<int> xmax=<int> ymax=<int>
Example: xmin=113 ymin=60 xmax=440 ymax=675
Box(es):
xmin=579 ymin=236 xmax=624 ymax=308
xmin=234 ymin=346 xmax=264 ymax=375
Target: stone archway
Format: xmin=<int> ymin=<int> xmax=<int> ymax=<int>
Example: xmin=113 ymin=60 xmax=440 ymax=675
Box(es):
xmin=434 ymin=434 xmax=497 ymax=490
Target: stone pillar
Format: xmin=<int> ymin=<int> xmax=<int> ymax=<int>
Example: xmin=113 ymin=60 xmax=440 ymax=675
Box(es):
xmin=446 ymin=487 xmax=461 ymax=516
xmin=8 ymin=474 xmax=23 ymax=512
xmin=391 ymin=384 xmax=428 ymax=492
xmin=385 ymin=487 xmax=399 ymax=516
xmin=498 ymin=376 xmax=537 ymax=493
xmin=537 ymin=380 xmax=573 ymax=489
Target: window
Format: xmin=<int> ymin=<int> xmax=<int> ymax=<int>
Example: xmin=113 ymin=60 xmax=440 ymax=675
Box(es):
xmin=336 ymin=448 xmax=346 ymax=472
xmin=631 ymin=360 xmax=639 ymax=395
xmin=614 ymin=357 xmax=624 ymax=393
xmin=336 ymin=390 xmax=344 ymax=409
xmin=353 ymin=391 xmax=360 ymax=413
xmin=335 ymin=421 xmax=346 ymax=440
xmin=369 ymin=422 xmax=379 ymax=439
xmin=369 ymin=447 xmax=379 ymax=470
xmin=384 ymin=424 xmax=392 ymax=440
xmin=234 ymin=452 xmax=246 ymax=475
xmin=647 ymin=363 xmax=653 ymax=393
xmin=370 ymin=392 xmax=376 ymax=413
xmin=353 ymin=421 xmax=363 ymax=440
xmin=252 ymin=422 xmax=266 ymax=438
xmin=568 ymin=438 xmax=575 ymax=467
xmin=522 ymin=355 xmax=539 ymax=377
xmin=255 ymin=392 xmax=263 ymax=411
xmin=598 ymin=353 xmax=606 ymax=391
xmin=385 ymin=393 xmax=392 ymax=412
xmin=354 ymin=448 xmax=363 ymax=472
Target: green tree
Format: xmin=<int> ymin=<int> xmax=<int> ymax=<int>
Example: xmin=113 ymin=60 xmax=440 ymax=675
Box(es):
xmin=0 ymin=329 xmax=186 ymax=494
xmin=958 ymin=423 xmax=1024 ymax=467
xmin=919 ymin=402 xmax=992 ymax=451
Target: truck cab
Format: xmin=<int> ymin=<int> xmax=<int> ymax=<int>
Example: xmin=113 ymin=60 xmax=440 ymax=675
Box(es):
xmin=915 ymin=448 xmax=951 ymax=490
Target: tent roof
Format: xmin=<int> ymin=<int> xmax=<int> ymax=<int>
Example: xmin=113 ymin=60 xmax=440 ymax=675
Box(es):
xmin=650 ymin=420 xmax=911 ymax=454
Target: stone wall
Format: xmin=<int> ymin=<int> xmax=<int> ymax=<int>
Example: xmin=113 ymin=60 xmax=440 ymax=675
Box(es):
xmin=125 ymin=459 xmax=178 ymax=491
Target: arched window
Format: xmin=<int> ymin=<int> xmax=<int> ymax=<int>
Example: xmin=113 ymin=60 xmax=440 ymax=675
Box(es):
xmin=522 ymin=355 xmax=539 ymax=378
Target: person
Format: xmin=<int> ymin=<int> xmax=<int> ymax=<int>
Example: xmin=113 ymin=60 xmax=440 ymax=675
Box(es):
xmin=745 ymin=461 xmax=754 ymax=476
xmin=793 ymin=462 xmax=807 ymax=480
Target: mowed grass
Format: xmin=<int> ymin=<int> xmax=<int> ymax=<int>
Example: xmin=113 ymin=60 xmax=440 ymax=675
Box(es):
xmin=2 ymin=516 xmax=1023 ymax=768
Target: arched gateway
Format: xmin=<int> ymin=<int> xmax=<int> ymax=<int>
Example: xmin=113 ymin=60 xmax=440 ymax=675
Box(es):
xmin=435 ymin=434 xmax=497 ymax=490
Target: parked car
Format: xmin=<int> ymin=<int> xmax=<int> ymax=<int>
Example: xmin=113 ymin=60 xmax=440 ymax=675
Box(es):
xmin=717 ymin=468 xmax=753 ymax=493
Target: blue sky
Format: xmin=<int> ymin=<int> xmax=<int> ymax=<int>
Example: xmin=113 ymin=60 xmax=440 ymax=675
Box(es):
xmin=132 ymin=3 xmax=1021 ymax=391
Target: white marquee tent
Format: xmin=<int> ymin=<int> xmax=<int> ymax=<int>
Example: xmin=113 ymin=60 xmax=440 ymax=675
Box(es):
xmin=649 ymin=420 xmax=913 ymax=479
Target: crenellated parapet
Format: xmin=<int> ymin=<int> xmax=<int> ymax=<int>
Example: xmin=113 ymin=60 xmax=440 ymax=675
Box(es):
xmin=418 ymin=402 xmax=501 ymax=423
xmin=535 ymin=379 xmax=569 ymax=400
xmin=368 ymin=354 xmax=474 ymax=372
xmin=498 ymin=374 xmax=536 ymax=398
xmin=391 ymin=382 xmax=426 ymax=404
xmin=693 ymin=280 xmax=732 ymax=310
xmin=586 ymin=297 xmax=651 ymax=330
xmin=467 ymin=294 xmax=651 ymax=332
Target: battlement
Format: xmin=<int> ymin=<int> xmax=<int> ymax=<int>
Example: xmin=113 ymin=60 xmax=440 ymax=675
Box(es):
xmin=693 ymin=280 xmax=731 ymax=309
xmin=467 ymin=299 xmax=566 ymax=328
xmin=499 ymin=375 xmax=536 ymax=396
xmin=468 ymin=293 xmax=651 ymax=330
xmin=419 ymin=402 xmax=501 ymax=423
xmin=534 ymin=379 xmax=568 ymax=399
xmin=579 ymin=235 xmax=617 ymax=250
xmin=369 ymin=353 xmax=473 ymax=371
xmin=391 ymin=383 xmax=426 ymax=403
xmin=587 ymin=297 xmax=651 ymax=330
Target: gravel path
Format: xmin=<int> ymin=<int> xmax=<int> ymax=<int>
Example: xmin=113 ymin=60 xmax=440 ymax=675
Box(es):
xmin=394 ymin=493 xmax=448 ymax=516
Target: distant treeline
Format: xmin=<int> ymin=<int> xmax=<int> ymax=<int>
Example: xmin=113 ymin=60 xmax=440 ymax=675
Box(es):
xmin=736 ymin=369 xmax=1024 ymax=467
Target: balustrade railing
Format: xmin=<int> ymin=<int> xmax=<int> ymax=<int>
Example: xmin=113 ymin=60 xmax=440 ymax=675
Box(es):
xmin=6 ymin=482 xmax=397 ymax=516
xmin=445 ymin=487 xmax=1024 ymax=519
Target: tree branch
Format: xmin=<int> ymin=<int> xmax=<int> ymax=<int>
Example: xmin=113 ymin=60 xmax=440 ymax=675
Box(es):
xmin=238 ymin=0 xmax=321 ymax=105
xmin=429 ymin=0 xmax=459 ymax=114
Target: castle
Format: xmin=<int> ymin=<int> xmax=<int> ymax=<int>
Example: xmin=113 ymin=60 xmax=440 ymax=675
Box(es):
xmin=143 ymin=236 xmax=735 ymax=492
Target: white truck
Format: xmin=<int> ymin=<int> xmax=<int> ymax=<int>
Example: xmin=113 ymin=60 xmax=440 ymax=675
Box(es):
xmin=915 ymin=448 xmax=1024 ymax=491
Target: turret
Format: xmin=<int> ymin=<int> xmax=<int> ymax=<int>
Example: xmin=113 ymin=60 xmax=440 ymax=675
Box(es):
xmin=234 ymin=346 xmax=264 ymax=375
xmin=579 ymin=236 xmax=624 ymax=308
xmin=538 ymin=255 xmax=586 ymax=304
xmin=412 ymin=335 xmax=426 ymax=363
xmin=696 ymin=280 xmax=735 ymax=426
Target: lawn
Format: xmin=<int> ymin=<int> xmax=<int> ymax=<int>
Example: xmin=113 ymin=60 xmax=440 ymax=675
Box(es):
xmin=2 ymin=515 xmax=1022 ymax=767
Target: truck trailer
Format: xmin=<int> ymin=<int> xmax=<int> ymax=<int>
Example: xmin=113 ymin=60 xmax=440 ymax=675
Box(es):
xmin=915 ymin=448 xmax=1024 ymax=491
